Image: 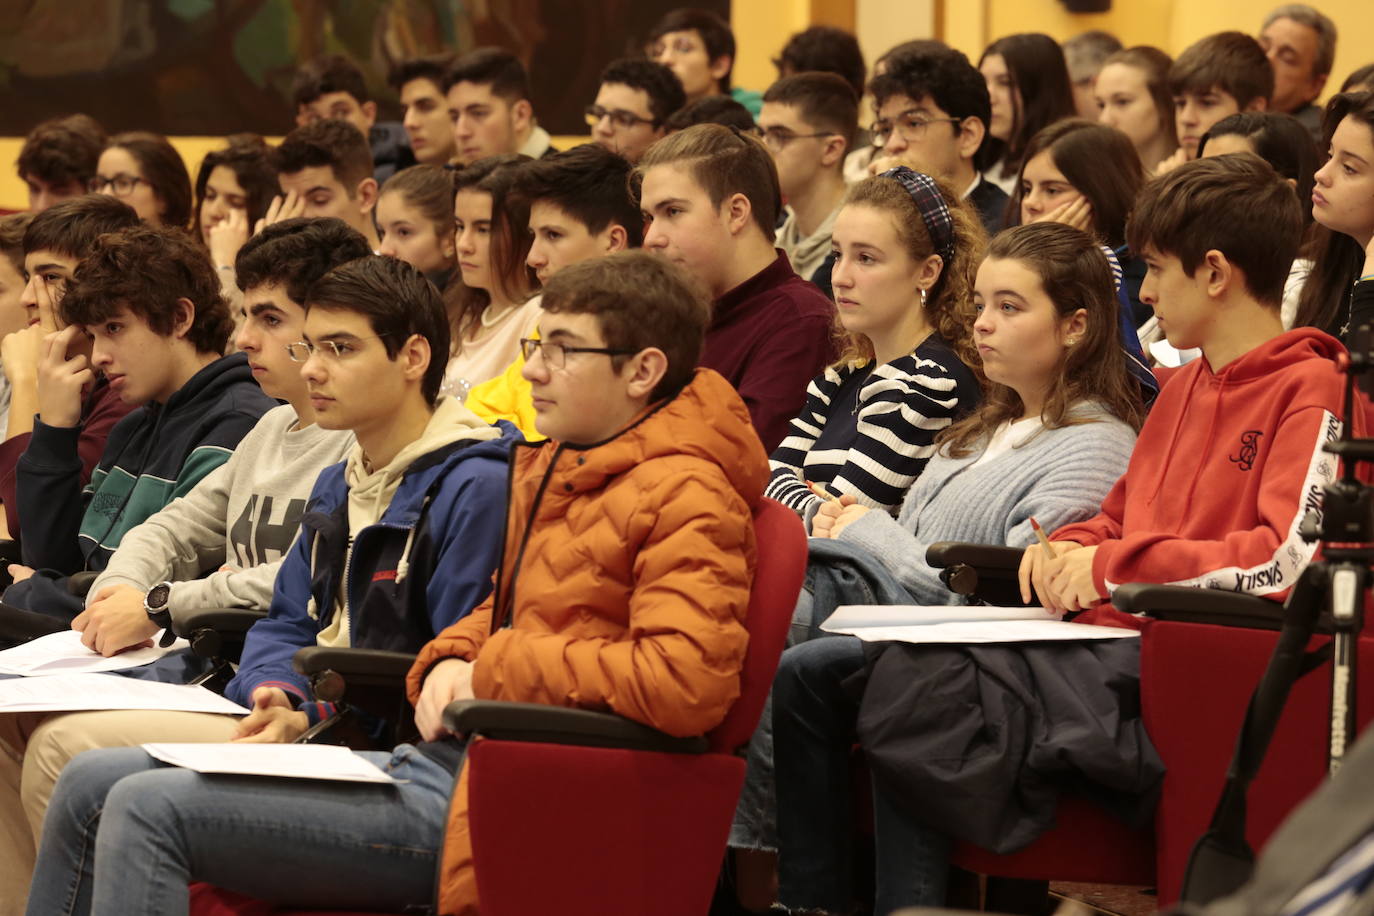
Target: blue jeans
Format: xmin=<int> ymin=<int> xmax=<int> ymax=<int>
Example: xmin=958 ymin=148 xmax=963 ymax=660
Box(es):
xmin=773 ymin=635 xmax=951 ymax=915
xmin=26 ymin=742 xmax=457 ymax=916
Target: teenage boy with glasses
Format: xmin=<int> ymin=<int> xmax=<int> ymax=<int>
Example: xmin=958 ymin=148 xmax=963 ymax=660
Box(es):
xmin=587 ymin=58 xmax=687 ymax=164
xmin=758 ymin=72 xmax=857 ymax=289
xmin=868 ymin=44 xmax=1010 ymax=235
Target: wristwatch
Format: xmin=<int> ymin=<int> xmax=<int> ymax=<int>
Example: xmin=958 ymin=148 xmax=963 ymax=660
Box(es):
xmin=144 ymin=581 xmax=177 ymax=647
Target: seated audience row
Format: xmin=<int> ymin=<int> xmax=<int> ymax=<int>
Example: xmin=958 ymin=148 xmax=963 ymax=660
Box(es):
xmin=1 ymin=7 xmax=1373 ymax=915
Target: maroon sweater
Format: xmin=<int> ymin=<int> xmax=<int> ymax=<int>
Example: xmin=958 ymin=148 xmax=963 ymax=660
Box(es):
xmin=700 ymin=251 xmax=836 ymax=452
xmin=0 ymin=377 xmax=136 ymax=536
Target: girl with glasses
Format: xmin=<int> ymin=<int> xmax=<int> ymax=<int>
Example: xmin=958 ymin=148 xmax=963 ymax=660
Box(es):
xmin=91 ymin=132 xmax=192 ymax=230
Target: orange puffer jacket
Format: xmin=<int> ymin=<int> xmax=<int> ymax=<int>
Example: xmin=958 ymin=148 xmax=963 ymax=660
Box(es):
xmin=406 ymin=368 xmax=770 ymax=915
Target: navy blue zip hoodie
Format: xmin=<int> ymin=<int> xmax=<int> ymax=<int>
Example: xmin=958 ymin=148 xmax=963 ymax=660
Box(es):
xmin=226 ymin=418 xmax=518 ymax=720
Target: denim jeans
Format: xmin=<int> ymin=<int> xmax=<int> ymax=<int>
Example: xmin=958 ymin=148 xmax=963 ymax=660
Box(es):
xmin=729 ymin=585 xmax=823 ymax=851
xmin=26 ymin=742 xmax=457 ymax=916
xmin=773 ymin=635 xmax=951 ymax=915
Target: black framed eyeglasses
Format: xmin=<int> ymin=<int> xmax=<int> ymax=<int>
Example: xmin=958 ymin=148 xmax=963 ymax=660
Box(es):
xmin=88 ymin=174 xmax=148 ymax=196
xmin=585 ymin=105 xmax=657 ymax=131
xmin=869 ymin=111 xmax=962 ymax=147
xmin=520 ymin=338 xmax=637 ymax=369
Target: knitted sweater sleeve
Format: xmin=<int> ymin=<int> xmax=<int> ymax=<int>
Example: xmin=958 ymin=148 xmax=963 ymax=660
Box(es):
xmin=838 ymin=418 xmax=1136 ymax=605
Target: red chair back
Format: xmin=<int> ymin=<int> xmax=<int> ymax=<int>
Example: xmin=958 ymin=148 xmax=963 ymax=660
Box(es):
xmin=467 ymin=497 xmax=809 ymax=916
xmin=709 ymin=497 xmax=809 ymax=754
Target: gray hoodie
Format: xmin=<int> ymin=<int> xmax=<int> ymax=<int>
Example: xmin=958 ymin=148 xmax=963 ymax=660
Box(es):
xmin=88 ymin=404 xmax=355 ymax=616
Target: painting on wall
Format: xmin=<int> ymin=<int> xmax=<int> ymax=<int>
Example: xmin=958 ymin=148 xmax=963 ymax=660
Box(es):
xmin=0 ymin=0 xmax=729 ymax=136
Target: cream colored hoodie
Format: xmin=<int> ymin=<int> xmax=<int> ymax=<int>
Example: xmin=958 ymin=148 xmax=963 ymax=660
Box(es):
xmin=316 ymin=397 xmax=502 ymax=647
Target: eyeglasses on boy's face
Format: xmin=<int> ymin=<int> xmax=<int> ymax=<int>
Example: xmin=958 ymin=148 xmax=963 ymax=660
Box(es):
xmin=286 ymin=335 xmax=390 ymax=362
xmin=759 ymin=127 xmax=836 ymax=153
xmin=585 ymin=105 xmax=657 ymax=131
xmin=519 ymin=337 xmax=637 ymax=370
xmin=88 ymin=174 xmax=148 ymax=196
xmin=869 ymin=111 xmax=962 ymax=147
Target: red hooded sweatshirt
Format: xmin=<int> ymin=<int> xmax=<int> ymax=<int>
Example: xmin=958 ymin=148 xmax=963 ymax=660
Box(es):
xmin=1054 ymin=327 xmax=1351 ymax=625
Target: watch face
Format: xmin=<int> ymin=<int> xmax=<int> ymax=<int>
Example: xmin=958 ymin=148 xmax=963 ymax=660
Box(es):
xmin=147 ymin=583 xmax=172 ymax=609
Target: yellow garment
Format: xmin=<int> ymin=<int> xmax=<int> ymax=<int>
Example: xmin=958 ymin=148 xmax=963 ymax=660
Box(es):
xmin=464 ymin=330 xmax=544 ymax=441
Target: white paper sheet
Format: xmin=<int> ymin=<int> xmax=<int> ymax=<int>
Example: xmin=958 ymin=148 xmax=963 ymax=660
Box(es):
xmin=0 ymin=673 xmax=249 ymax=715
xmin=823 ymin=604 xmax=1061 ymax=630
xmin=0 ymin=630 xmax=190 ymax=676
xmin=822 ymin=618 xmax=1140 ymax=644
xmin=142 ymin=743 xmax=398 ymax=785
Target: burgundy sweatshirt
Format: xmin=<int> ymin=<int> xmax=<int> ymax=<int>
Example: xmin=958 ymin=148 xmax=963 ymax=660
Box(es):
xmin=700 ymin=251 xmax=836 ymax=452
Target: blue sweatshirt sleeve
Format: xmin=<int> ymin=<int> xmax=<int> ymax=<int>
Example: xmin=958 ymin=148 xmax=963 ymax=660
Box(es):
xmin=420 ymin=453 xmax=510 ymax=639
xmin=17 ymin=418 xmax=97 ymax=573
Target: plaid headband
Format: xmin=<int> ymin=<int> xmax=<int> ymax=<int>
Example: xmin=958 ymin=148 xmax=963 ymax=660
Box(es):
xmin=880 ymin=166 xmax=956 ymax=267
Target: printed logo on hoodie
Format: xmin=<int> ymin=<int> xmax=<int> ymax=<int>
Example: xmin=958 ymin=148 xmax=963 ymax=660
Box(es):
xmin=1229 ymin=430 xmax=1263 ymax=471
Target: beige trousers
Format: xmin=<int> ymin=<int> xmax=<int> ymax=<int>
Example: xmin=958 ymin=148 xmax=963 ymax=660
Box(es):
xmin=0 ymin=709 xmax=239 ymax=916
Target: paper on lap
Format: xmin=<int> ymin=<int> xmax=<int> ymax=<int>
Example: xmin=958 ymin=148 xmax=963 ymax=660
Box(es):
xmin=0 ymin=672 xmax=249 ymax=715
xmin=0 ymin=630 xmax=189 ymax=676
xmin=821 ymin=604 xmax=1139 ymax=644
xmin=823 ymin=604 xmax=1062 ymax=629
xmin=142 ymin=743 xmax=398 ymax=785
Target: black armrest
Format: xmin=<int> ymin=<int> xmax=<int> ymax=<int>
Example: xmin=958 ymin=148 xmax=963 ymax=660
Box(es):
xmin=292 ymin=647 xmax=417 ymax=703
xmin=172 ymin=606 xmax=265 ymax=637
xmin=171 ymin=607 xmax=266 ymax=660
xmin=926 ymin=542 xmax=1025 ymax=570
xmin=925 ymin=542 xmax=1029 ymax=605
xmin=292 ymin=646 xmax=418 ymax=679
xmin=1112 ymin=583 xmax=1283 ymax=630
xmin=67 ymin=572 xmax=99 ymax=597
xmin=443 ymin=699 xmax=709 ymax=754
xmin=0 ymin=603 xmax=68 ymax=646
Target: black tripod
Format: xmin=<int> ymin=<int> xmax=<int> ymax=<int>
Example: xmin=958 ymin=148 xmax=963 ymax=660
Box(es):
xmin=1182 ymin=333 xmax=1374 ymax=904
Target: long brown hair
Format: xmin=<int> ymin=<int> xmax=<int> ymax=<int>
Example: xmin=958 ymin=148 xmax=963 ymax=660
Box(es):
xmin=446 ymin=153 xmax=537 ymax=342
xmin=833 ymin=173 xmax=985 ymax=370
xmin=1012 ymin=119 xmax=1145 ymax=249
xmin=107 ymin=131 xmax=193 ymax=230
xmin=1295 ymin=91 xmax=1374 ymax=335
xmin=1103 ymin=46 xmax=1178 ymax=153
xmin=939 ymin=223 xmax=1145 ymax=457
xmin=976 ymin=33 xmax=1077 ymax=177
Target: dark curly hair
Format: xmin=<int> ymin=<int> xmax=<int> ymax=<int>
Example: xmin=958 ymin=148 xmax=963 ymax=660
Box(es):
xmin=61 ymin=224 xmax=233 ymax=354
xmin=235 ymin=217 xmax=372 ymax=304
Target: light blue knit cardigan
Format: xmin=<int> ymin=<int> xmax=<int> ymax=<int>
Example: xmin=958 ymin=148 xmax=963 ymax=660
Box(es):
xmin=836 ymin=403 xmax=1138 ymax=605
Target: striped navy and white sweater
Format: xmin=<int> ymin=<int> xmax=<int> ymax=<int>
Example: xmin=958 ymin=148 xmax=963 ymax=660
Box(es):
xmin=765 ymin=335 xmax=980 ymax=524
